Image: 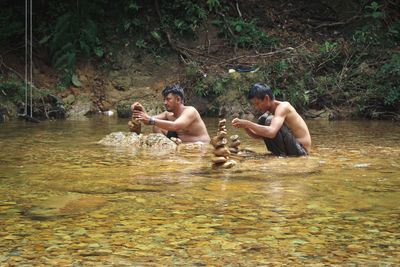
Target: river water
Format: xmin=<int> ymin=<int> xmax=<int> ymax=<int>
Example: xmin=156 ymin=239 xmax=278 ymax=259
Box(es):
xmin=0 ymin=117 xmax=399 ymax=266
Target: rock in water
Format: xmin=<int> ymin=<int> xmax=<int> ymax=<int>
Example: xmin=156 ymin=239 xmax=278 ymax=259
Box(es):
xmin=98 ymin=132 xmax=177 ymax=153
xmin=139 ymin=133 xmax=177 ymax=151
xmin=24 ymin=194 xmax=107 ymax=220
xmin=98 ymin=132 xmax=141 ymax=146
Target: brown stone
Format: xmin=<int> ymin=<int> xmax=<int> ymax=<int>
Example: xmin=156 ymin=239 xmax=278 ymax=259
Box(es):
xmin=218 ymin=119 xmax=226 ymax=127
xmin=212 ymin=157 xmax=227 ymax=164
xmin=222 ymin=159 xmax=236 ymax=169
xmin=128 ymin=104 xmax=145 ymax=134
xmin=214 ymin=147 xmax=230 ymax=157
xmin=212 ymin=162 xmax=225 ymax=169
xmin=128 ymin=118 xmax=141 ymax=134
xmin=230 ymin=140 xmax=241 ymax=148
xmin=217 ymin=131 xmax=227 ymax=138
xmin=230 ymin=135 xmax=239 ymax=141
xmin=211 ymin=137 xmax=227 ymax=148
xmin=229 ymin=147 xmax=239 ymax=154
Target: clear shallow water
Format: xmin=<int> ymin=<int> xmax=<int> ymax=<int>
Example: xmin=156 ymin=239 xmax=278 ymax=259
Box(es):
xmin=0 ymin=117 xmax=399 ymax=266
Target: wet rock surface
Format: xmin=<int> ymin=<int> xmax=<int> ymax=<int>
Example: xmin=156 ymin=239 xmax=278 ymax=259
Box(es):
xmin=23 ymin=194 xmax=108 ymax=220
xmin=98 ymin=132 xmax=177 ymax=152
xmin=98 ymin=131 xmax=141 ymax=146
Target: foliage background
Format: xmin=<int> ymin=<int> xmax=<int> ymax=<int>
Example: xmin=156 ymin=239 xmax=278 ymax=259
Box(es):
xmin=0 ymin=0 xmax=399 ymax=120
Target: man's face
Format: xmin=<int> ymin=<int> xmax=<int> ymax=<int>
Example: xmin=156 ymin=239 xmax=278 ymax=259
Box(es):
xmin=163 ymin=93 xmax=179 ymax=112
xmin=250 ymin=96 xmax=269 ymax=113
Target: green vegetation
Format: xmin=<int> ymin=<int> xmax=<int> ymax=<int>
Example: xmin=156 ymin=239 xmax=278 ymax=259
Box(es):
xmin=0 ymin=0 xmax=399 ymax=119
xmin=213 ymin=18 xmax=276 ymax=49
xmin=0 ymin=77 xmax=26 ymax=106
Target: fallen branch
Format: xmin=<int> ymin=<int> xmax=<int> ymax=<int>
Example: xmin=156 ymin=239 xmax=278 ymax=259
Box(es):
xmin=314 ymin=15 xmax=361 ymax=29
xmin=216 ymin=43 xmax=306 ymax=66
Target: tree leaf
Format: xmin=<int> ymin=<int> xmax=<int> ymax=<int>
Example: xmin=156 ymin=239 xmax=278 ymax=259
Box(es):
xmin=71 ymin=74 xmax=82 ymax=87
xmin=94 ymin=47 xmax=104 ymax=58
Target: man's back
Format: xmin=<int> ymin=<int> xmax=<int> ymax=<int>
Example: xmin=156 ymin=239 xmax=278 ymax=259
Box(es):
xmin=275 ymin=101 xmax=311 ymax=152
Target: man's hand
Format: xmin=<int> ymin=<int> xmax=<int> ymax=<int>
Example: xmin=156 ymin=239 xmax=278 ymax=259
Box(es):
xmin=131 ymin=102 xmax=145 ymax=112
xmin=132 ymin=109 xmax=151 ymax=125
xmin=231 ymin=118 xmax=249 ymax=129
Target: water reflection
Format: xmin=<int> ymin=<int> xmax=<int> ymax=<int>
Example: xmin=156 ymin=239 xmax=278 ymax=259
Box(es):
xmin=0 ymin=118 xmax=399 ymax=265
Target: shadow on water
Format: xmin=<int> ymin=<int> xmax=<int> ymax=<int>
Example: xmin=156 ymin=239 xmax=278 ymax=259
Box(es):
xmin=0 ymin=117 xmax=399 ymax=265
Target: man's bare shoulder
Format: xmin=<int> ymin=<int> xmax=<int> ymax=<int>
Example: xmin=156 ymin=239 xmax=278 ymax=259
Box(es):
xmin=275 ymin=101 xmax=293 ymax=115
xmin=183 ymin=106 xmax=200 ymax=114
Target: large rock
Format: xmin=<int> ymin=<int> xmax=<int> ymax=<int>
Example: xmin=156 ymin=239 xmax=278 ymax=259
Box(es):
xmin=98 ymin=131 xmax=141 ymax=147
xmin=98 ymin=132 xmax=177 ymax=152
xmin=66 ymin=97 xmax=93 ymax=120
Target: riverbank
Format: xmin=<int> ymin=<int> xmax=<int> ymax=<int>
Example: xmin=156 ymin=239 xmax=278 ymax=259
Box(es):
xmin=0 ymin=1 xmax=399 ymax=122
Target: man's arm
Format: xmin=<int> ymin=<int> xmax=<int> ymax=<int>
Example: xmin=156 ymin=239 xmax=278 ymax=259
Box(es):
xmin=232 ymin=104 xmax=289 ymax=139
xmin=132 ymin=102 xmax=168 ymax=125
xmin=244 ymin=127 xmax=263 ymax=139
xmin=153 ymin=111 xmax=168 ymax=121
xmin=133 ymin=106 xmax=195 ymax=130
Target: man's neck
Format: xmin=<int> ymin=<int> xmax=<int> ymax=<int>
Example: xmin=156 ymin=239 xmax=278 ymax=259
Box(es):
xmin=172 ymin=104 xmax=185 ymax=117
xmin=267 ymin=100 xmax=278 ymax=114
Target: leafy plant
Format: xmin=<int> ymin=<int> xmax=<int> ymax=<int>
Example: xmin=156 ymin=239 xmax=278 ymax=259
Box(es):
xmin=352 ymin=1 xmax=398 ymax=46
xmin=282 ymin=80 xmax=310 ymax=111
xmin=320 ymin=41 xmax=337 ymax=54
xmin=388 ymin=20 xmax=400 ymax=42
xmin=0 ymin=78 xmax=26 ymax=104
xmin=213 ymin=18 xmax=277 ymax=49
xmin=116 ymin=101 xmax=132 ymax=118
xmin=49 ymin=1 xmax=103 ymax=87
xmin=376 ymin=53 xmax=400 ymax=106
xmin=160 ymin=0 xmax=207 ymax=36
xmin=135 ymin=39 xmax=148 ymax=49
xmin=206 ymin=0 xmax=221 ymax=11
xmin=271 ymin=60 xmax=289 ymax=76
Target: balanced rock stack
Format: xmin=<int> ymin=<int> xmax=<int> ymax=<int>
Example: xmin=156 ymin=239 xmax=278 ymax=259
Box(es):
xmin=128 ymin=105 xmax=144 ymax=134
xmin=229 ymin=135 xmax=241 ymax=155
xmin=211 ymin=119 xmax=236 ymax=169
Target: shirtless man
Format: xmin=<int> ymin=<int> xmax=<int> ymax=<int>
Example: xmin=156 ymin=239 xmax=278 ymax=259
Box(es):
xmin=131 ymin=84 xmax=210 ymax=144
xmin=232 ymin=83 xmax=311 ymax=156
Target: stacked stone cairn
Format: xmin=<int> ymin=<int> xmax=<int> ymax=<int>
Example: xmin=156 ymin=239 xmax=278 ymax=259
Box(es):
xmin=128 ymin=105 xmax=144 ymax=134
xmin=211 ymin=119 xmax=236 ymax=169
xmin=229 ymin=135 xmax=241 ymax=155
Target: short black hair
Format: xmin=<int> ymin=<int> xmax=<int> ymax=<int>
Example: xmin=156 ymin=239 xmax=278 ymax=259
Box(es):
xmin=247 ymin=83 xmax=275 ymax=101
xmin=162 ymin=84 xmax=184 ymax=102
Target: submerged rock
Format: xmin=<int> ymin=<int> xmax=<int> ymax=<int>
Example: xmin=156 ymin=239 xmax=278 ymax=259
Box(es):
xmin=140 ymin=133 xmax=177 ymax=151
xmin=98 ymin=131 xmax=141 ymax=146
xmin=24 ymin=194 xmax=107 ymax=220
